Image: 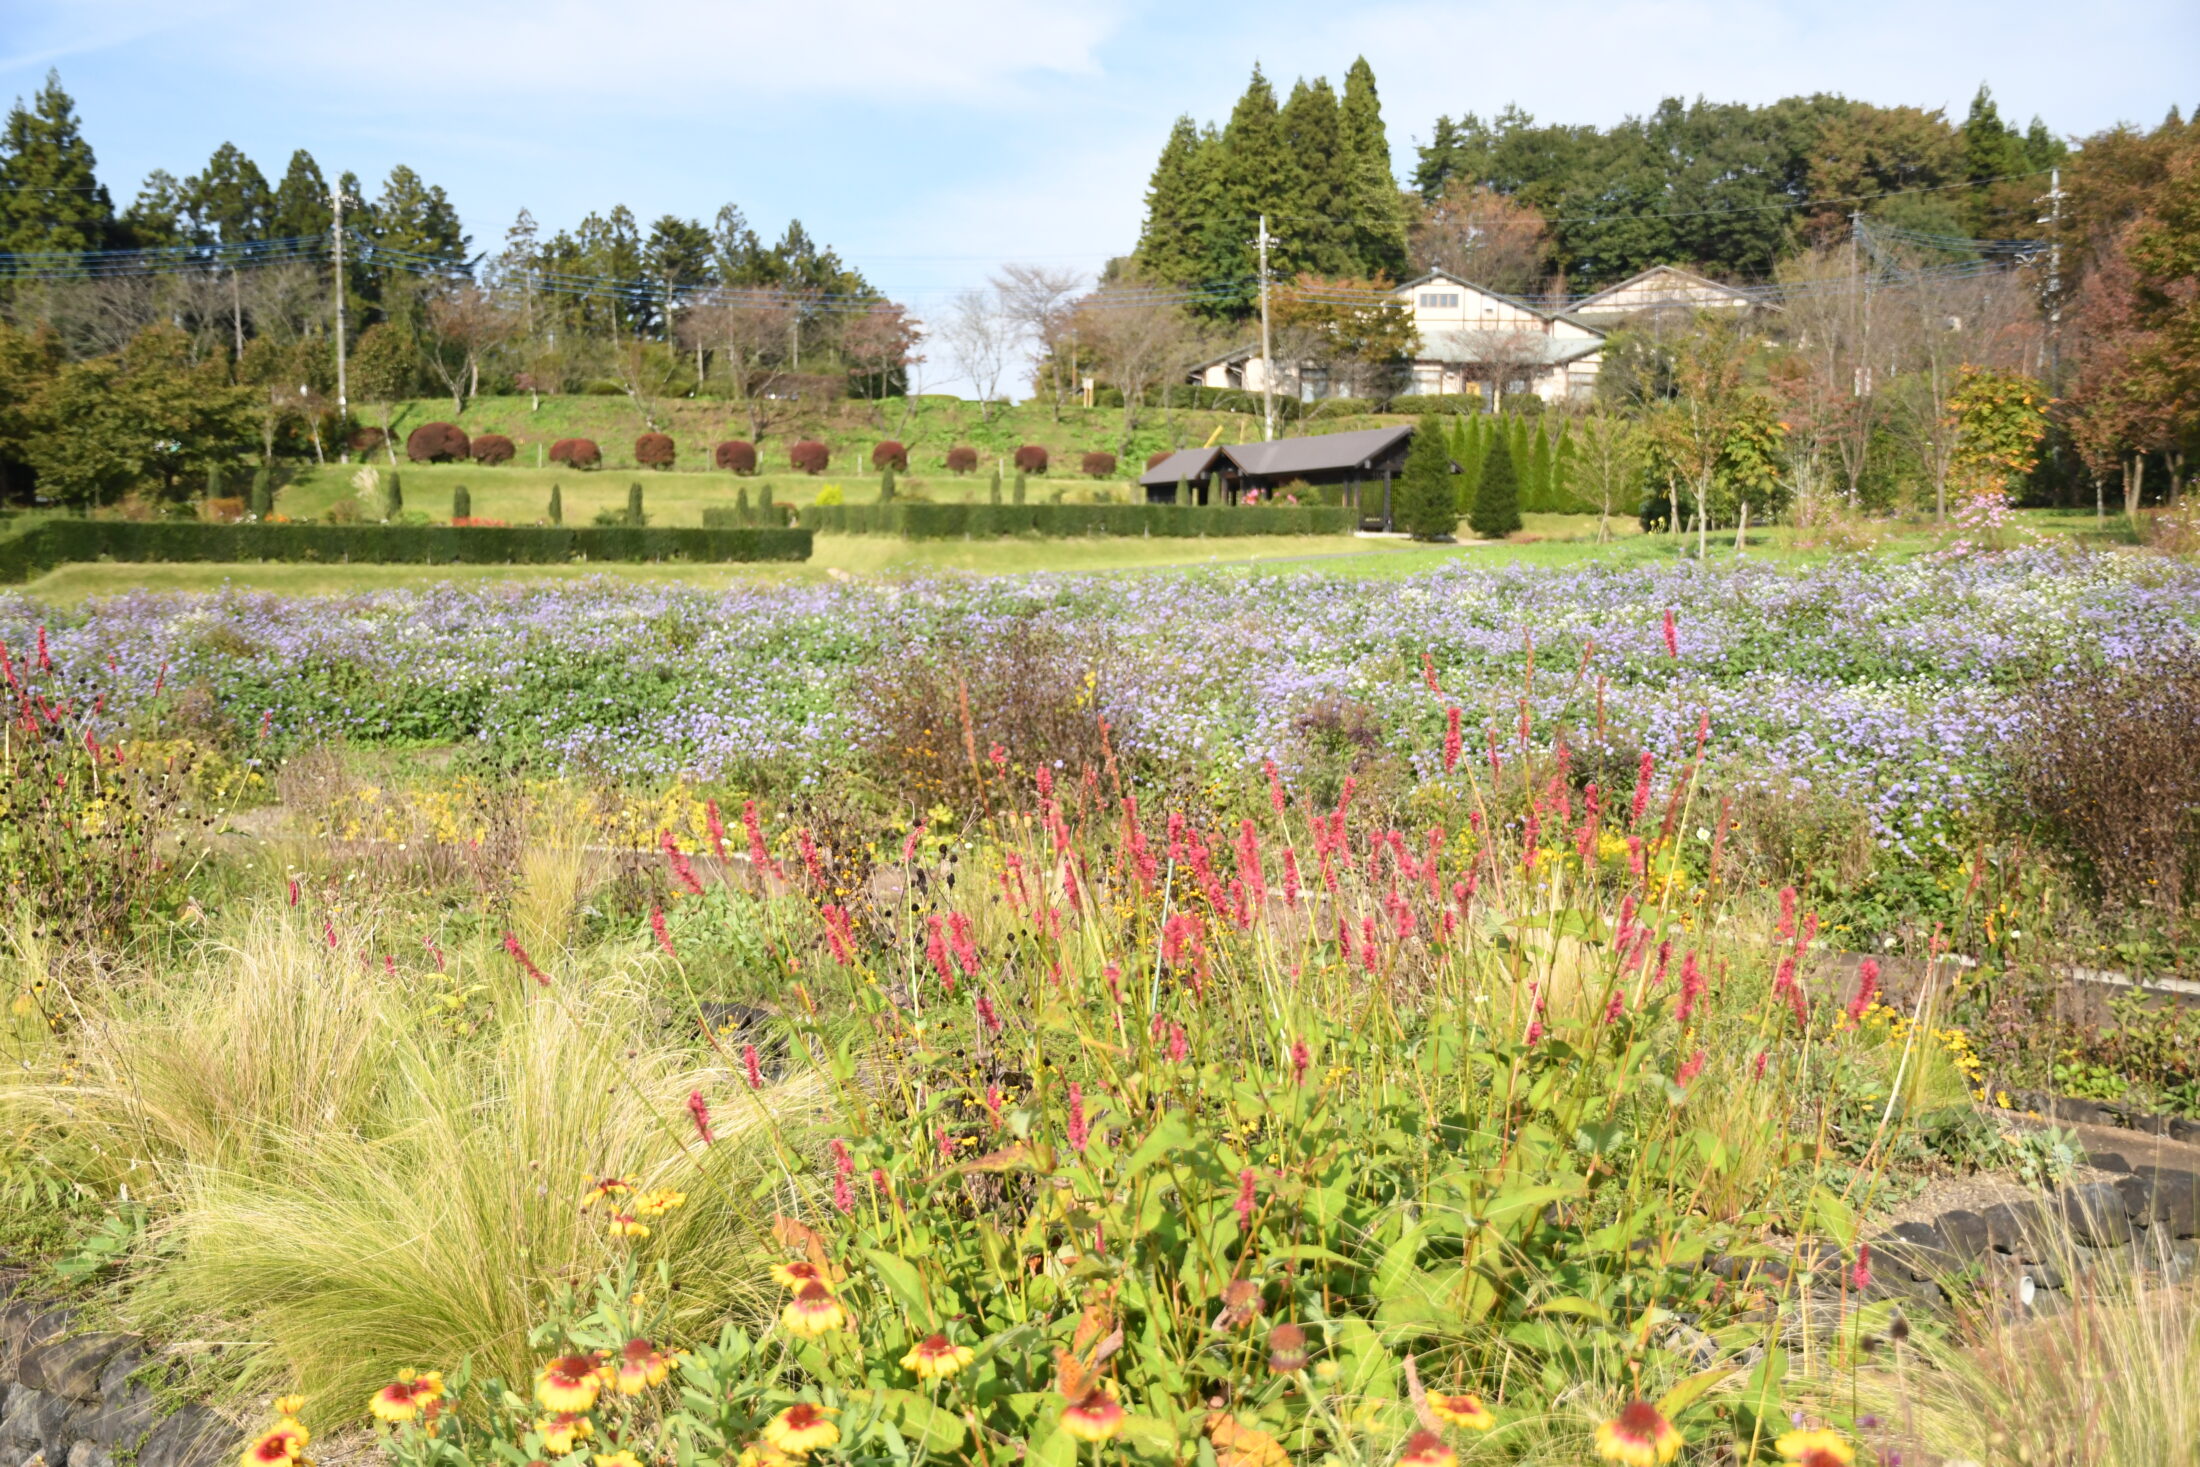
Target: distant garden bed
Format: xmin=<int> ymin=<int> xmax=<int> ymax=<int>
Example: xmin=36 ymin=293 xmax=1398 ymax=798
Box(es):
xmin=741 ymin=502 xmax=1354 ymax=538
xmin=0 ymin=519 xmax=811 ymax=582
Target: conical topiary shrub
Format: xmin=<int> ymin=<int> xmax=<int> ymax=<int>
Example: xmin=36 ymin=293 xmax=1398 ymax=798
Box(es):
xmin=453 ymin=484 xmax=472 ymax=521
xmin=626 ymin=482 xmax=645 ymax=526
xmin=548 ymin=482 xmax=563 ymax=525
xmin=1468 ymin=435 xmax=1522 ymax=539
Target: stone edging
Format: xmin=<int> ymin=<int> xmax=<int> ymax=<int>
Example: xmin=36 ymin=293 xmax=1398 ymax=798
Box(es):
xmin=0 ymin=1275 xmax=236 ymax=1467
xmin=2005 ymin=1087 xmax=2200 ymax=1145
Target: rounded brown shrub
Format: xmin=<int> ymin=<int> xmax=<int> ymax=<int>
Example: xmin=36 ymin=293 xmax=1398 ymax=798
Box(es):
xmin=348 ymin=426 xmax=387 ymax=455
xmin=1145 ymin=449 xmax=1173 ymax=471
xmin=1013 ymin=444 xmax=1049 ymax=474
xmin=715 ymin=440 xmax=758 ymax=473
xmin=789 ymin=440 xmax=831 ymax=475
xmin=944 ymin=445 xmax=978 ymax=475
xmin=871 ymin=440 xmax=908 ymax=471
xmin=635 ymin=433 xmax=676 ymax=469
xmin=406 ymin=421 xmax=470 ymax=463
xmin=549 ymin=438 xmax=602 ymax=470
xmin=471 ymin=433 xmax=515 ymax=466
xmin=1081 ymin=450 xmax=1118 ymax=479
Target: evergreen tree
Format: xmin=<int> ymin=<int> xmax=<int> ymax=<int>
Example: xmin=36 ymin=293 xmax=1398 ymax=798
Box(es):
xmin=1469 ymin=435 xmax=1522 ymax=538
xmin=453 ymin=484 xmax=471 ymax=521
xmin=736 ymin=483 xmax=751 ymax=515
xmin=880 ymin=466 xmax=897 ymax=502
xmin=1277 ymin=78 xmax=1354 ymax=276
xmin=989 ymin=472 xmax=1002 ymax=505
xmin=0 ymin=70 xmax=113 ymax=255
xmin=1135 ymin=116 xmax=1217 ymax=287
xmin=627 ymin=481 xmax=645 ymax=526
xmin=248 ymin=467 xmax=272 ymax=518
xmin=1214 ymin=67 xmax=1295 ymax=296
xmin=1338 ymin=58 xmax=1409 ymax=279
xmin=758 ymin=481 xmax=774 ymax=510
xmin=206 ymin=464 xmax=224 ymax=500
xmin=118 ymin=170 xmax=189 ymax=248
xmin=1175 ymin=471 xmax=1190 ymax=505
xmin=1528 ymin=423 xmax=1554 ymax=512
xmin=1394 ymin=415 xmax=1456 ymax=539
xmin=1013 ymin=470 xmax=1027 ymax=504
xmin=548 ymin=482 xmax=563 ymax=525
xmin=269 ymin=150 xmax=332 ymax=239
xmin=383 ymin=470 xmax=403 ymax=519
xmin=186 ymin=143 xmax=272 ymax=243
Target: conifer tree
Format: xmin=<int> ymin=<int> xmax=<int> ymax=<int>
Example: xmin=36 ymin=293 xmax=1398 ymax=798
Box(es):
xmin=1338 ymin=58 xmax=1409 ymax=279
xmin=383 ymin=471 xmax=403 ymax=520
xmin=989 ymin=472 xmax=1002 ymax=504
xmin=248 ymin=467 xmax=272 ymax=518
xmin=1135 ymin=117 xmax=1217 ymax=288
xmin=1469 ymin=435 xmax=1522 ymax=539
xmin=548 ymin=482 xmax=563 ymax=525
xmin=880 ymin=466 xmax=896 ymax=502
xmin=737 ymin=483 xmax=751 ymax=515
xmin=1215 ymin=67 xmax=1295 ymax=294
xmin=627 ymin=481 xmax=644 ymax=526
xmin=1013 ymin=470 xmax=1027 ymax=504
xmin=1175 ymin=471 xmax=1191 ymax=505
xmin=0 ymin=71 xmax=112 ymax=255
xmin=1395 ymin=415 xmax=1456 ymax=539
xmin=759 ymin=481 xmax=775 ymax=510
xmin=453 ymin=484 xmax=471 ymax=521
xmin=1528 ymin=423 xmax=1554 ymax=512
xmin=206 ymin=464 xmax=224 ymax=501
xmin=1277 ymin=78 xmax=1353 ymax=276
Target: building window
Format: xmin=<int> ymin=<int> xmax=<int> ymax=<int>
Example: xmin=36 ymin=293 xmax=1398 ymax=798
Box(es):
xmin=1417 ymin=292 xmax=1459 ymax=308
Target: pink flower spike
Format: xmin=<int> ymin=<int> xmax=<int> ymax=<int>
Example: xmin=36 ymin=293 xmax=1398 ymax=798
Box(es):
xmin=1065 ymin=1083 xmax=1090 ymax=1152
xmin=1661 ymin=607 xmax=1678 ymax=658
xmin=1233 ymin=1168 xmax=1257 ymax=1228
xmin=742 ymin=1043 xmax=764 ymax=1090
xmin=650 ymin=905 xmax=677 ymax=956
xmin=687 ymin=1090 xmax=715 ymax=1143
xmin=502 ymin=931 xmax=547 ymax=985
xmin=1677 ymin=1049 xmax=1706 ymax=1086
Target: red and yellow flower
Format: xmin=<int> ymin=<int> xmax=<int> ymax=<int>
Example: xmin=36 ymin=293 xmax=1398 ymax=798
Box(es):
xmin=1205 ymin=1413 xmax=1288 ymax=1467
xmin=736 ymin=1444 xmax=799 ymax=1467
xmin=608 ymin=1339 xmax=672 ymax=1395
xmin=1428 ymin=1393 xmax=1494 ymax=1431
xmin=535 ymin=1413 xmax=593 ymax=1455
xmin=900 ymin=1333 xmax=975 ymax=1381
xmin=780 ymin=1281 xmax=849 ymax=1338
xmin=593 ymin=1452 xmax=644 ymax=1467
xmin=1397 ymin=1430 xmax=1457 ymax=1467
xmin=241 ymin=1423 xmax=308 ymax=1467
xmin=762 ymin=1403 xmax=840 ymax=1456
xmin=1775 ymin=1429 xmax=1855 ymax=1466
xmin=535 ymin=1354 xmax=605 ymax=1414
xmin=1059 ymin=1386 xmax=1124 ymax=1444
xmin=368 ymin=1370 xmax=443 ymax=1425
xmin=1594 ymin=1401 xmax=1683 ymax=1466
xmin=581 ymin=1175 xmax=639 ymax=1208
xmin=770 ymin=1260 xmax=831 ymax=1290
xmin=634 ymin=1186 xmax=686 ymax=1217
xmin=606 ymin=1212 xmax=650 ymax=1238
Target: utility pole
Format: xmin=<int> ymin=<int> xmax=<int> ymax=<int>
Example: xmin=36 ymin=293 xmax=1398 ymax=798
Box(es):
xmin=1256 ymin=214 xmax=1275 ymax=442
xmin=331 ymin=184 xmax=350 ymax=419
xmin=2037 ymin=166 xmax=2064 ymax=385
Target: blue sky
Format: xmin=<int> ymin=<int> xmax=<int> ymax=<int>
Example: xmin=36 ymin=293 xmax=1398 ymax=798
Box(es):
xmin=7 ymin=0 xmax=2195 ymax=379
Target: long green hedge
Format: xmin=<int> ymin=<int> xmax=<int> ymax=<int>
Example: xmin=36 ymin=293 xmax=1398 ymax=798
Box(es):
xmin=730 ymin=502 xmax=1355 ymax=539
xmin=0 ymin=518 xmax=811 ymax=583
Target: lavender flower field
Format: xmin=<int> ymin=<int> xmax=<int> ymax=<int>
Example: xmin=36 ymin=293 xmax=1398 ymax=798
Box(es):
xmin=7 ymin=547 xmax=2195 ymax=853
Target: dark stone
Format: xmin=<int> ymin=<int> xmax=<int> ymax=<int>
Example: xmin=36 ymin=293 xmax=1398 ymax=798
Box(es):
xmin=1982 ymin=1199 xmax=2052 ymax=1260
xmin=2086 ymin=1151 xmax=2133 ymax=1173
xmin=2115 ymin=1172 xmax=2157 ymax=1224
xmin=93 ymin=1347 xmax=146 ymax=1405
xmin=83 ymin=1386 xmax=157 ymax=1450
xmin=2125 ymin=1112 xmax=2174 ymax=1137
xmin=2020 ymin=1258 xmax=2066 ymax=1291
xmin=0 ymin=1387 xmax=83 ymax=1459
xmin=1938 ymin=1208 xmax=1992 ymax=1260
xmin=2169 ymin=1118 xmax=2200 ymax=1145
xmin=0 ymin=1302 xmax=72 ymax=1377
xmin=2047 ymin=1096 xmax=2107 ymax=1125
xmin=18 ymin=1335 xmax=134 ymax=1403
xmin=67 ymin=1441 xmax=114 ymax=1467
xmin=137 ymin=1406 xmax=235 ymax=1467
xmin=2061 ymin=1182 xmax=2135 ymax=1245
xmin=1881 ymin=1221 xmax=1956 ymax=1281
xmin=2133 ymin=1167 xmax=2200 ymax=1237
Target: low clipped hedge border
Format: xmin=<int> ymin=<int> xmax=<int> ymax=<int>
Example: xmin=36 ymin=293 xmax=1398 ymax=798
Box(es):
xmin=0 ymin=519 xmax=811 ymax=582
xmin=732 ymin=503 xmax=1355 ymax=539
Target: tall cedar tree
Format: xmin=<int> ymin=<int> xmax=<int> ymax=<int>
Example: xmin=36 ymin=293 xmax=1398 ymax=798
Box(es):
xmin=1339 ymin=58 xmax=1408 ymax=280
xmin=1277 ymin=79 xmax=1354 ymax=277
xmin=0 ymin=71 xmax=112 ymax=255
xmin=1470 ymin=433 xmax=1522 ymax=538
xmin=1394 ymin=415 xmax=1456 ymax=539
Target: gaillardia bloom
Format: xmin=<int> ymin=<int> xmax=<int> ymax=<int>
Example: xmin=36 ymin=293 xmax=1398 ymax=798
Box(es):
xmin=271 ymin=1396 xmax=306 ymax=1420
xmin=241 ymin=1423 xmax=308 ymax=1467
xmin=1397 ymin=1430 xmax=1458 ymax=1467
xmin=535 ymin=1413 xmax=593 ymax=1455
xmin=770 ymin=1260 xmax=830 ymax=1290
xmin=535 ymin=1354 xmax=605 ymax=1413
xmin=1595 ymin=1402 xmax=1682 ymax=1466
xmin=1429 ymin=1394 xmax=1494 ymax=1431
xmin=763 ymin=1403 xmax=841 ymax=1456
xmin=610 ymin=1339 xmax=672 ymax=1395
xmin=736 ymin=1444 xmax=798 ymax=1467
xmin=1266 ymin=1323 xmax=1309 ymax=1374
xmin=1775 ymin=1429 xmax=1854 ymax=1466
xmin=581 ymin=1176 xmax=638 ymax=1208
xmin=634 ymin=1187 xmax=687 ymax=1218
xmin=592 ymin=1452 xmax=644 ymax=1467
xmin=780 ymin=1281 xmax=849 ymax=1338
xmin=368 ymin=1371 xmax=441 ymax=1425
xmin=901 ymin=1333 xmax=975 ymax=1380
xmin=606 ymin=1212 xmax=651 ymax=1238
xmin=1205 ymin=1412 xmax=1288 ymax=1467
xmin=1059 ymin=1387 xmax=1125 ymax=1444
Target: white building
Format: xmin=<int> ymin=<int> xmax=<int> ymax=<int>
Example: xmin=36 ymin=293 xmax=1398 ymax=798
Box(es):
xmin=1572 ymin=264 xmax=1758 ymax=321
xmin=1185 ymin=269 xmax=1606 ymax=409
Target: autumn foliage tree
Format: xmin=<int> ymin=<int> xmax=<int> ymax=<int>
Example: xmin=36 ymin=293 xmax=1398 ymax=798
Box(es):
xmin=944 ymin=446 xmax=978 ymax=475
xmin=635 ymin=432 xmax=676 ymax=469
xmin=871 ymin=440 xmax=908 ymax=470
xmin=714 ymin=440 xmax=758 ymax=473
xmin=1013 ymin=444 xmax=1049 ymax=474
xmin=470 ymin=433 xmax=515 ymax=466
xmin=406 ymin=421 xmax=470 ymax=463
xmin=548 ymin=438 xmax=601 ymax=469
xmin=1080 ymin=450 xmax=1117 ymax=479
xmin=789 ymin=440 xmax=830 ymax=474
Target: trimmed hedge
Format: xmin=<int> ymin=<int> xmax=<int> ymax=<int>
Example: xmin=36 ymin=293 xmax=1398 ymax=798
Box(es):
xmin=871 ymin=440 xmax=908 ymax=471
xmin=407 ymin=422 xmax=471 ymax=462
xmin=0 ymin=519 xmax=810 ymax=582
xmin=789 ymin=440 xmax=830 ymax=474
xmin=715 ymin=440 xmax=758 ymax=473
xmin=780 ymin=503 xmax=1352 ymax=539
xmin=472 ymin=434 xmax=516 ymax=465
xmin=1013 ymin=445 xmax=1050 ymax=474
xmin=549 ymin=438 xmax=602 ymax=469
xmin=944 ymin=446 xmax=978 ymax=474
xmin=636 ymin=432 xmax=676 ymax=469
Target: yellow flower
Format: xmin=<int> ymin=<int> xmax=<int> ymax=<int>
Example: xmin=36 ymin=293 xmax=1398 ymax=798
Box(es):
xmin=609 ymin=1339 xmax=672 ymax=1395
xmin=271 ymin=1396 xmax=306 ymax=1420
xmin=593 ymin=1452 xmax=644 ymax=1467
xmin=607 ymin=1212 xmax=651 ymax=1238
xmin=536 ymin=1413 xmax=594 ymax=1455
xmin=241 ymin=1424 xmax=308 ymax=1467
xmin=1595 ymin=1402 xmax=1682 ymax=1465
xmin=634 ymin=1187 xmax=687 ymax=1218
xmin=1428 ymin=1393 xmax=1495 ymax=1431
xmin=762 ymin=1403 xmax=840 ymax=1456
xmin=1060 ymin=1388 xmax=1124 ymax=1444
xmin=535 ymin=1354 xmax=605 ymax=1414
xmin=368 ymin=1370 xmax=442 ymax=1425
xmin=1397 ymin=1432 xmax=1457 ymax=1467
xmin=780 ymin=1281 xmax=849 ymax=1338
xmin=900 ymin=1333 xmax=975 ymax=1381
xmin=1205 ymin=1413 xmax=1288 ymax=1467
xmin=582 ymin=1175 xmax=639 ymax=1208
xmin=736 ymin=1445 xmax=800 ymax=1467
xmin=1776 ymin=1428 xmax=1855 ymax=1465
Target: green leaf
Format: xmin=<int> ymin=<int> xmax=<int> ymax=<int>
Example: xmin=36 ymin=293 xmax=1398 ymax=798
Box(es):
xmin=859 ymin=1248 xmax=935 ymax=1330
xmin=1533 ymin=1296 xmax=1612 ymax=1323
xmin=1029 ymin=1429 xmax=1082 ymax=1467
xmin=1655 ymin=1365 xmax=1737 ymax=1420
xmin=1119 ymin=1112 xmax=1191 ymax=1181
xmin=863 ymin=1388 xmax=968 ymax=1453
xmin=1804 ymin=1186 xmax=1859 ymax=1248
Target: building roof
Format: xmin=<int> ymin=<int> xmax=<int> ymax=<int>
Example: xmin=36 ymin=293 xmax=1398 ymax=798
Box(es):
xmin=1138 ymin=446 xmax=1227 ymax=487
xmin=1415 ymin=331 xmax=1607 ymax=367
xmin=1572 ymin=264 xmax=1758 ymax=315
xmin=1395 ymin=269 xmax=1606 ymax=334
xmin=1223 ymin=424 xmax=1416 ymax=479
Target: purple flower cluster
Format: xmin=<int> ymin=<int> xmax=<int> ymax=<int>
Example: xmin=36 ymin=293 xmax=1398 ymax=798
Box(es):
xmin=5 ymin=548 xmax=2192 ymax=853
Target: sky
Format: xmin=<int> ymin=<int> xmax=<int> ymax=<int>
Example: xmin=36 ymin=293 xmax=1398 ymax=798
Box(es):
xmin=6 ymin=0 xmax=2196 ymax=392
